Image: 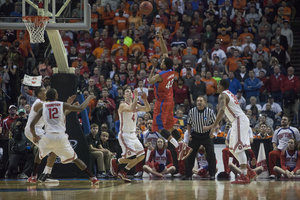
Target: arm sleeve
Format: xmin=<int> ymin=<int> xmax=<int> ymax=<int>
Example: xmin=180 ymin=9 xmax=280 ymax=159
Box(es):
xmin=187 ymin=109 xmax=193 ymax=125
xmin=293 ymin=152 xmax=300 ymax=173
xmin=166 ymin=149 xmax=174 ymax=168
xmin=281 ymin=152 xmax=287 ymax=171
xmin=146 ymin=150 xmax=155 ymax=164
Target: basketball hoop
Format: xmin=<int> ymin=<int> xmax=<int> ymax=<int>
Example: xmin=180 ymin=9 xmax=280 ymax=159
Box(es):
xmin=22 ymin=16 xmax=49 ymax=43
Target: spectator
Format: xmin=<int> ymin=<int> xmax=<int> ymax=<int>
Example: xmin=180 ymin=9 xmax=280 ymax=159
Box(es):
xmin=128 ymin=10 xmax=142 ymax=29
xmin=281 ymin=20 xmax=293 ymax=55
xmin=101 ymin=88 xmax=116 ymax=130
xmin=211 ymin=43 xmax=227 ymax=66
xmin=237 ymin=89 xmax=246 ymax=110
xmin=271 ymin=43 xmax=290 ymax=68
xmin=217 ymin=16 xmax=232 ymax=34
xmin=241 ymin=35 xmax=256 ymax=53
xmin=201 ymin=71 xmax=217 ymax=103
xmin=129 ymin=35 xmax=145 ymax=56
xmin=0 ymin=0 xmax=14 ymax=17
xmin=258 ymin=71 xmax=269 ymax=102
xmin=20 ymin=84 xmax=37 ymax=106
xmin=262 ymin=95 xmax=282 ymax=117
xmin=196 ymin=54 xmax=212 ymax=73
xmin=255 ymin=115 xmax=273 ymax=131
xmin=106 ymin=78 xmax=118 ymax=99
xmin=271 ymin=27 xmax=289 ymax=51
xmin=245 ymin=96 xmax=262 ymax=113
xmin=90 ymin=67 xmax=100 ymax=83
xmin=233 ymin=0 xmax=247 ymax=13
xmin=18 ymin=96 xmax=26 ymax=109
xmin=266 ymin=58 xmax=287 ymax=77
xmin=217 ymin=28 xmax=231 ymax=51
xmin=182 ymin=47 xmax=198 ymax=69
xmin=281 ymin=67 xmax=300 ymax=122
xmin=3 ymin=105 xmax=17 ymax=137
xmin=84 ymin=78 xmax=101 ymax=100
xmin=67 ymin=46 xmax=78 ymax=66
xmin=227 ymin=38 xmax=242 ymax=53
xmin=244 ymin=69 xmax=261 ymax=102
xmin=267 ymin=65 xmax=285 ymax=103
xmin=137 ymin=80 xmax=148 ymax=105
xmin=252 ymin=44 xmax=269 ymax=65
xmin=113 ymin=10 xmax=128 ymax=32
xmin=245 ymin=6 xmax=260 ymax=25
xmin=112 ymin=36 xmax=129 ymax=57
xmin=268 ymin=116 xmax=300 ymax=179
xmin=227 ymin=71 xmax=242 ymax=95
xmin=219 ymin=0 xmax=234 ymax=20
xmin=235 ymin=65 xmax=249 ymax=89
xmin=212 ymin=70 xmax=222 ymax=83
xmin=93 ymin=39 xmax=109 ymax=59
xmin=173 ymin=77 xmax=190 ymax=106
xmin=262 ymin=102 xmax=277 ymax=124
xmin=190 ymin=73 xmax=206 ymax=106
xmin=90 ymin=99 xmax=110 ymax=127
xmin=183 ymin=68 xmax=195 ymax=89
xmin=5 ymin=109 xmax=33 ymax=179
xmin=204 ymin=12 xmax=218 ymax=33
xmin=202 ymin=25 xmax=216 ymax=50
xmin=224 ymin=49 xmax=244 ymax=74
xmin=83 ymin=47 xmax=96 ymax=68
xmin=254 ymin=123 xmax=272 ymax=139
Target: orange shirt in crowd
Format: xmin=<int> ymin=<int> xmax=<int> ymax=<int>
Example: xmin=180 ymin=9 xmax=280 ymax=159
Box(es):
xmin=93 ymin=47 xmax=110 ymax=58
xmin=254 ymin=134 xmax=273 ymax=139
xmin=96 ymin=6 xmax=104 ymax=16
xmin=129 ymin=43 xmax=145 ymax=54
xmin=137 ymin=62 xmax=152 ymax=71
xmin=151 ymin=54 xmax=161 ymax=60
xmin=91 ymin=12 xmax=99 ymax=31
xmin=111 ymin=43 xmax=129 ymax=57
xmin=153 ymin=22 xmax=166 ymax=30
xmin=233 ymin=0 xmax=247 ymax=12
xmin=225 ymin=57 xmax=244 ymax=72
xmin=183 ymin=47 xmax=198 ymax=56
xmin=230 ymin=38 xmax=242 ymax=46
xmin=116 ymin=9 xmax=130 ymax=18
xmin=217 ymin=34 xmax=231 ymax=50
xmin=215 ymin=131 xmax=227 ymax=138
xmin=102 ymin=10 xmax=115 ymax=26
xmin=88 ymin=99 xmax=97 ymax=117
xmin=262 ymin=47 xmax=271 ymax=55
xmin=16 ymin=30 xmax=30 ymax=41
xmin=1 ymin=41 xmax=11 ymax=48
xmin=202 ymin=77 xmax=217 ymax=96
xmin=238 ymin=33 xmax=254 ymax=44
xmin=72 ymin=60 xmax=88 ymax=68
xmin=128 ymin=16 xmax=142 ymax=29
xmin=14 ymin=38 xmax=32 ymax=57
xmin=270 ymin=45 xmax=284 ymax=52
xmin=113 ymin=16 xmax=128 ymax=32
xmin=153 ymin=38 xmax=161 ymax=48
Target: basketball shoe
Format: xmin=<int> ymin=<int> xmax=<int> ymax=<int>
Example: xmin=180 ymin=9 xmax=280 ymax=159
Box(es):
xmin=117 ymin=170 xmax=131 ymax=183
xmin=247 ymin=168 xmax=257 ymax=182
xmin=90 ymin=177 xmax=99 ymax=185
xmin=110 ymin=158 xmax=118 ymax=176
xmin=176 ymin=141 xmax=193 ymax=160
xmin=231 ymin=174 xmax=250 ymax=184
xmin=39 ymin=173 xmax=59 ymax=183
xmin=27 ymin=175 xmax=38 ymax=183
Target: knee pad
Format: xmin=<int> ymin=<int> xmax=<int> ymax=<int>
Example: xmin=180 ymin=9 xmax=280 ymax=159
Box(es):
xmin=160 ymin=129 xmax=171 ymax=139
xmin=171 ymin=129 xmax=181 ymax=141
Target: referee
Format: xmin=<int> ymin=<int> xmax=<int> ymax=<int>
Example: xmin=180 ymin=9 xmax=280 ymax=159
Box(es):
xmin=184 ymin=95 xmax=216 ymax=180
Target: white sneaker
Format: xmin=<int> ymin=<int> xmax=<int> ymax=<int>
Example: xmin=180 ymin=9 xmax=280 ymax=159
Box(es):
xmin=134 ymin=171 xmax=143 ymax=177
xmin=192 ymin=174 xmax=201 ymax=178
xmin=164 ymin=173 xmax=172 ymax=178
xmin=269 ymin=175 xmax=276 ymax=179
xmin=173 ymin=173 xmax=182 ymax=177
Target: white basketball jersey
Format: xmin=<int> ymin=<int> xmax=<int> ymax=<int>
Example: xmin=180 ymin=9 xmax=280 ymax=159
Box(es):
xmin=119 ymin=103 xmax=137 ymax=133
xmin=25 ymin=98 xmax=45 ymax=135
xmin=43 ymin=101 xmax=66 ymax=133
xmin=154 ymin=149 xmax=168 ymax=166
xmin=222 ymin=90 xmax=246 ymax=122
xmin=197 ymin=152 xmax=208 ymax=169
xmin=273 ymin=127 xmax=300 ymax=150
xmin=285 ymin=150 xmax=297 ymax=168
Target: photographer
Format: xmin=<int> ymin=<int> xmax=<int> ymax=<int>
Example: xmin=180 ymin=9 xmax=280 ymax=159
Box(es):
xmin=90 ymin=99 xmax=110 ymax=129
xmin=5 ymin=109 xmax=34 ymax=179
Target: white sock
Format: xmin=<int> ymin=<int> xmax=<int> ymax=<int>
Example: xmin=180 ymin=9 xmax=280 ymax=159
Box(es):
xmin=43 ymin=166 xmax=52 ymax=174
xmin=170 ymin=138 xmax=179 ymax=148
xmin=241 ymin=169 xmax=247 ymax=175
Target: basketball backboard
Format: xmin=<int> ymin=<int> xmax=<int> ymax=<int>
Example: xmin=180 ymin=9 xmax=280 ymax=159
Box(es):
xmin=0 ymin=0 xmax=91 ymax=30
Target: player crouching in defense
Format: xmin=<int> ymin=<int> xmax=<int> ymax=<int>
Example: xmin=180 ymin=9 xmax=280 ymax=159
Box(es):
xmin=111 ymin=89 xmax=150 ymax=182
xmin=143 ymin=137 xmax=176 ymax=178
xmin=192 ymin=145 xmax=218 ymax=179
xmin=30 ymin=89 xmax=99 ymax=185
xmin=274 ymin=138 xmax=300 ymax=179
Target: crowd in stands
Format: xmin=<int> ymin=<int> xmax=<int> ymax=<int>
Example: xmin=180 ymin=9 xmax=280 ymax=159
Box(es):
xmin=0 ymin=0 xmax=299 ymax=179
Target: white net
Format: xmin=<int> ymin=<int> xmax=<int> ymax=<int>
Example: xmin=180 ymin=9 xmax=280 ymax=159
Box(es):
xmin=22 ymin=16 xmax=49 ymax=44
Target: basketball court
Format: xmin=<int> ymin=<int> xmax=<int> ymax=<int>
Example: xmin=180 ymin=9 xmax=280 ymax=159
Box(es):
xmin=0 ymin=178 xmax=299 ymax=200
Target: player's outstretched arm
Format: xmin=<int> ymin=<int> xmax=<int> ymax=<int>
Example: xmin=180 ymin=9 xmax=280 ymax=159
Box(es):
xmin=137 ymin=92 xmax=151 ymax=112
xmin=211 ymin=93 xmax=228 ymax=129
xmin=157 ymin=29 xmax=168 ymax=58
xmin=148 ymin=59 xmax=163 ymax=84
xmin=63 ymin=94 xmax=94 ymax=113
xmin=30 ymin=107 xmax=43 ymax=142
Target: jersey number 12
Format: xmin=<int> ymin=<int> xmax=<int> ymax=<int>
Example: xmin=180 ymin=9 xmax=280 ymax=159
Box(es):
xmin=48 ymin=108 xmax=58 ymax=119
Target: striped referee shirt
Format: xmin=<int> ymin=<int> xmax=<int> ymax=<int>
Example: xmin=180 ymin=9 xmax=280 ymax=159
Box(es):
xmin=187 ymin=107 xmax=216 ymax=134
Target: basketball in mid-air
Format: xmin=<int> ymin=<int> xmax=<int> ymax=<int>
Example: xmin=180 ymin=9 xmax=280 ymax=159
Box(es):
xmin=139 ymin=1 xmax=153 ymax=15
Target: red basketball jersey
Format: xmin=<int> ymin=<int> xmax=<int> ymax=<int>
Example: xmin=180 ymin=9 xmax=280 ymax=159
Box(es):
xmin=154 ymin=69 xmax=175 ymax=102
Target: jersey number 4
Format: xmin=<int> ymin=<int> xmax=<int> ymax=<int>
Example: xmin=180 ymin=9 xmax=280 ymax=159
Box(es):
xmin=165 ymin=79 xmax=174 ymax=89
xmin=48 ymin=108 xmax=58 ymax=119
